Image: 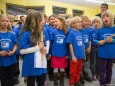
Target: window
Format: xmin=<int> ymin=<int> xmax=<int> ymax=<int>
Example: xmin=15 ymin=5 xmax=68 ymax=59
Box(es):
xmin=53 ymin=6 xmax=67 ymax=15
xmin=6 ymin=4 xmax=44 ymax=15
xmin=27 ymin=6 xmax=44 ymax=13
xmin=7 ymin=4 xmax=26 ymax=15
xmin=73 ymin=9 xmax=84 ymax=17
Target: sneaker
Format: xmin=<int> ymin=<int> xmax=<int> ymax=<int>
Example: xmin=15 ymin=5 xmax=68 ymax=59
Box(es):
xmin=84 ymin=77 xmax=92 ymax=82
xmin=80 ymin=77 xmax=85 ymax=86
xmin=24 ymin=77 xmax=27 ymax=84
xmin=92 ymin=75 xmax=96 ymax=81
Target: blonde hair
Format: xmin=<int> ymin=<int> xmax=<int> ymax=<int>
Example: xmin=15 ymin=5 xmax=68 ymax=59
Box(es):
xmin=0 ymin=14 xmax=11 ymax=31
xmin=56 ymin=16 xmax=68 ymax=34
xmin=101 ymin=10 xmax=114 ymax=27
xmin=70 ymin=16 xmax=82 ymax=28
xmin=91 ymin=16 xmax=102 ymax=28
xmin=81 ymin=16 xmax=89 ymax=22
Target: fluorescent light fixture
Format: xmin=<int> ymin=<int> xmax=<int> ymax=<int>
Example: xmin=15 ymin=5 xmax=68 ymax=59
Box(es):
xmin=86 ymin=0 xmax=115 ymax=5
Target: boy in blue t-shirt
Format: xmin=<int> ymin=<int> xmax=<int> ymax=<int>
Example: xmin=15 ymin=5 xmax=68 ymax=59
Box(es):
xmin=66 ymin=16 xmax=85 ymax=86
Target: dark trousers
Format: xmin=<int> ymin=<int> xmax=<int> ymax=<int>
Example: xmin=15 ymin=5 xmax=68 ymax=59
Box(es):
xmin=47 ymin=59 xmax=53 ymax=76
xmin=82 ymin=53 xmax=92 ymax=79
xmin=14 ymin=55 xmax=20 ymax=79
xmin=98 ymin=58 xmax=114 ymax=85
xmin=90 ymin=46 xmax=98 ymax=76
xmin=27 ymin=74 xmax=46 ymax=86
xmin=0 ymin=65 xmax=14 ymax=86
xmin=65 ymin=58 xmax=70 ymax=78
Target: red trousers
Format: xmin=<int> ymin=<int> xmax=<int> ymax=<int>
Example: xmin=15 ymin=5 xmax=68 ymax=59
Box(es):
xmin=69 ymin=59 xmax=83 ymax=85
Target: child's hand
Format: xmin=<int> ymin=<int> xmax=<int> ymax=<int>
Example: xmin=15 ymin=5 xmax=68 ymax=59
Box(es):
xmin=66 ymin=56 xmax=68 ymax=59
xmin=85 ymin=47 xmax=91 ymax=53
xmin=72 ymin=56 xmax=77 ymax=63
xmin=47 ymin=54 xmax=51 ymax=60
xmin=38 ymin=42 xmax=44 ymax=49
xmin=106 ymin=37 xmax=113 ymax=43
xmin=0 ymin=50 xmax=7 ymax=56
xmin=40 ymin=47 xmax=47 ymax=55
xmin=98 ymin=40 xmax=106 ymax=45
xmin=7 ymin=50 xmax=14 ymax=56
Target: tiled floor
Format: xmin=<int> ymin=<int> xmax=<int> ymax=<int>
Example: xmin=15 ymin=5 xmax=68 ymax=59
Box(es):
xmin=15 ymin=60 xmax=115 ymax=86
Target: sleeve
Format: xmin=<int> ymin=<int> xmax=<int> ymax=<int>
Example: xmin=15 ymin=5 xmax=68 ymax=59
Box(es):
xmin=19 ymin=32 xmax=31 ymax=49
xmin=45 ymin=41 xmax=50 ymax=54
xmin=50 ymin=30 xmax=55 ymax=41
xmin=93 ymin=29 xmax=100 ymax=44
xmin=112 ymin=39 xmax=115 ymax=43
xmin=20 ymin=45 xmax=40 ymax=54
xmin=44 ymin=30 xmax=49 ymax=41
xmin=66 ymin=31 xmax=73 ymax=44
xmin=12 ymin=33 xmax=17 ymax=45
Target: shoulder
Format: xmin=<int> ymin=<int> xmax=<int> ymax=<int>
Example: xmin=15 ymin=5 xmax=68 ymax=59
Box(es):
xmin=20 ymin=31 xmax=31 ymax=38
xmin=95 ymin=13 xmax=101 ymax=17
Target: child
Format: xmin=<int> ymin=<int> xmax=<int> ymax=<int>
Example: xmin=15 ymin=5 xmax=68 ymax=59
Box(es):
xmin=0 ymin=14 xmax=17 ymax=86
xmin=66 ymin=16 xmax=85 ymax=86
xmin=19 ymin=11 xmax=47 ymax=86
xmin=50 ymin=17 xmax=68 ymax=86
xmin=90 ymin=16 xmax=102 ymax=80
xmin=94 ymin=10 xmax=115 ymax=86
xmin=8 ymin=14 xmax=20 ymax=84
xmin=46 ymin=15 xmax=56 ymax=81
xmin=79 ymin=16 xmax=92 ymax=83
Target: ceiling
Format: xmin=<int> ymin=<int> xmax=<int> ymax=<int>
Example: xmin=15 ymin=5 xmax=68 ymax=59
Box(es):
xmin=50 ymin=0 xmax=115 ymax=8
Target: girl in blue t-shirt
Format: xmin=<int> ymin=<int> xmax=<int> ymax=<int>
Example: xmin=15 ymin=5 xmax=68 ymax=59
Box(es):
xmin=0 ymin=14 xmax=17 ymax=86
xmin=94 ymin=10 xmax=115 ymax=86
xmin=90 ymin=16 xmax=102 ymax=80
xmin=19 ymin=11 xmax=47 ymax=86
xmin=50 ymin=17 xmax=68 ymax=86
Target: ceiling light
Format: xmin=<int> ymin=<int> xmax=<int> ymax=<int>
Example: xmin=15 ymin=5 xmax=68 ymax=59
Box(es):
xmin=86 ymin=0 xmax=115 ymax=5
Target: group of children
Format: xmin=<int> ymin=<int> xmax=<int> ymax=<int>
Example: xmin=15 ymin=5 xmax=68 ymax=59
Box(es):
xmin=0 ymin=9 xmax=115 ymax=86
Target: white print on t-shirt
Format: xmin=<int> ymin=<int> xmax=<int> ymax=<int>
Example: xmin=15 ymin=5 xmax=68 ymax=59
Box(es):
xmin=103 ymin=33 xmax=112 ymax=40
xmin=92 ymin=34 xmax=96 ymax=41
xmin=56 ymin=37 xmax=64 ymax=44
xmin=0 ymin=39 xmax=11 ymax=51
xmin=83 ymin=35 xmax=88 ymax=43
xmin=76 ymin=36 xmax=83 ymax=46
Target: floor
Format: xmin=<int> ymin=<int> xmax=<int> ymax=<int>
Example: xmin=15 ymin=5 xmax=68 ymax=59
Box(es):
xmin=14 ymin=60 xmax=115 ymax=86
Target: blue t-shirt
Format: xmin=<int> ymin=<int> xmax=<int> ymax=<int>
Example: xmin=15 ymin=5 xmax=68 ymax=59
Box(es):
xmin=50 ymin=29 xmax=68 ymax=57
xmin=45 ymin=26 xmax=56 ymax=40
xmin=44 ymin=30 xmax=49 ymax=47
xmin=79 ymin=29 xmax=90 ymax=49
xmin=94 ymin=26 xmax=115 ymax=58
xmin=90 ymin=29 xmax=98 ymax=45
xmin=85 ymin=27 xmax=94 ymax=33
xmin=66 ymin=29 xmax=85 ymax=59
xmin=19 ymin=31 xmax=47 ymax=77
xmin=12 ymin=27 xmax=20 ymax=54
xmin=0 ymin=32 xmax=17 ymax=67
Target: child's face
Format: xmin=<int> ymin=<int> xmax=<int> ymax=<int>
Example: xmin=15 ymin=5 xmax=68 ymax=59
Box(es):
xmin=39 ymin=17 xmax=45 ymax=29
xmin=73 ymin=20 xmax=81 ymax=30
xmin=102 ymin=15 xmax=111 ymax=26
xmin=0 ymin=17 xmax=9 ymax=29
xmin=55 ymin=18 xmax=62 ymax=30
xmin=49 ymin=16 xmax=55 ymax=26
xmin=93 ymin=20 xmax=100 ymax=29
xmin=82 ymin=18 xmax=89 ymax=28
